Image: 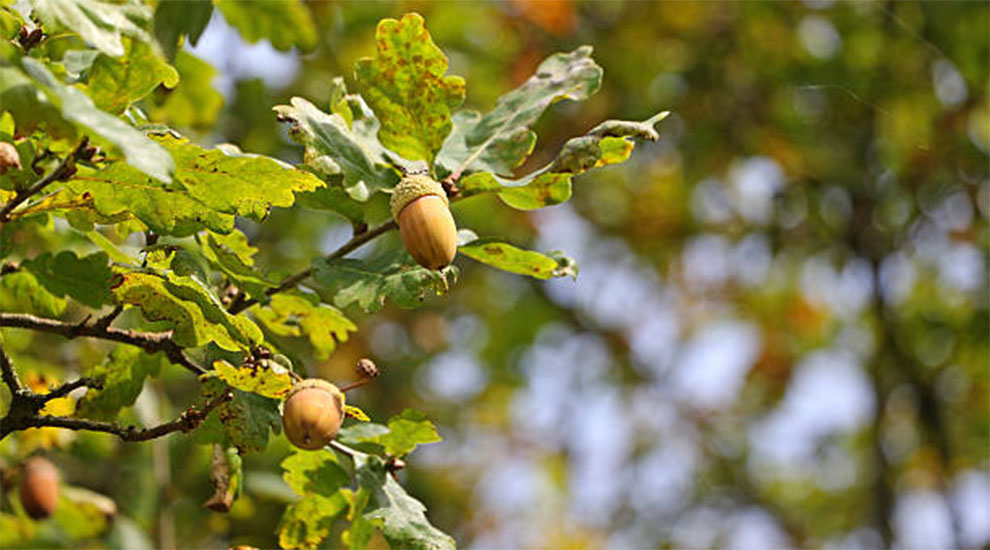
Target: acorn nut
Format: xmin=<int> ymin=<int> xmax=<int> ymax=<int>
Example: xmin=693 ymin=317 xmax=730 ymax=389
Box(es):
xmin=281 ymin=379 xmax=344 ymax=450
xmin=0 ymin=142 xmax=21 ymax=174
xmin=390 ymin=175 xmax=457 ymax=270
xmin=19 ymin=456 xmax=58 ymax=519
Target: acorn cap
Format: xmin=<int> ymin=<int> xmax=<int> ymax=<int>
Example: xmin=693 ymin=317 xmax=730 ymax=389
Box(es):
xmin=285 ymin=378 xmax=342 ymax=402
xmin=390 ymin=175 xmax=448 ymax=221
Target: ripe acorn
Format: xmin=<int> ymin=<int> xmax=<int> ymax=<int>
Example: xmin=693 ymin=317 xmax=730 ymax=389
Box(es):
xmin=0 ymin=142 xmax=21 ymax=174
xmin=390 ymin=175 xmax=457 ymax=270
xmin=281 ymin=379 xmax=344 ymax=451
xmin=19 ymin=456 xmax=58 ymax=520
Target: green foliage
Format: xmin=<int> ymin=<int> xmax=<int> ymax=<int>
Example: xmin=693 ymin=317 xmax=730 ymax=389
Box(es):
xmin=31 ymin=0 xmax=153 ymax=57
xmin=76 ymin=346 xmax=164 ymax=420
xmin=214 ymin=359 xmax=293 ymax=400
xmin=459 ymin=238 xmax=577 ymax=280
xmin=356 ymin=13 xmax=465 ymax=164
xmin=252 ymin=293 xmax=356 ymax=359
xmin=20 ymin=251 xmax=113 ymax=308
xmin=312 ymin=251 xmax=458 ymax=313
xmin=20 ymin=58 xmax=174 ymax=183
xmin=67 ymin=134 xmax=323 ymax=236
xmin=437 ymin=46 xmax=601 ymax=176
xmin=0 ymin=5 xmax=679 ymax=549
xmin=215 ymin=0 xmax=317 ymax=52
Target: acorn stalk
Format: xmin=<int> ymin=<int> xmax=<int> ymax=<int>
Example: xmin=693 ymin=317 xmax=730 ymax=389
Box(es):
xmin=390 ymin=175 xmax=458 ymax=270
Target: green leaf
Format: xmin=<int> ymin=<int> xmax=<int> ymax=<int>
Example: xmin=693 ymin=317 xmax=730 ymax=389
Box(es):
xmin=381 ymin=409 xmax=442 ymax=457
xmin=20 ymin=250 xmax=113 ymax=308
xmin=336 ymin=410 xmax=441 ymax=457
xmin=312 ymin=250 xmax=458 ymax=313
xmin=148 ymin=51 xmax=224 ymax=129
xmin=278 ymin=492 xmax=349 ymax=550
xmin=214 ymin=359 xmax=293 ymax=399
xmin=68 ymin=134 xmax=323 ymax=236
xmin=459 ymin=112 xmax=669 ymax=210
xmin=252 ymin=293 xmax=357 ymax=359
xmin=0 ymin=270 xmax=66 ymax=317
xmin=20 ymin=58 xmax=174 ymax=183
xmin=111 ymin=270 xmax=263 ymax=351
xmin=86 ymin=38 xmax=179 ymax=114
xmin=355 ymin=13 xmax=465 ymax=164
xmin=153 ymin=0 xmax=212 ymax=60
xmin=275 ymin=97 xmax=398 ymax=200
xmin=202 ymin=374 xmax=281 ymax=454
xmin=216 ymin=0 xmax=317 ymax=52
xmin=76 ymin=346 xmax=164 ymax=420
xmin=342 ymin=488 xmax=376 ymax=550
xmin=437 ymin=46 xmax=602 ymax=176
xmin=458 ymin=238 xmax=577 ymax=280
xmin=199 ymin=231 xmax=276 ymax=302
xmin=31 ymin=0 xmax=153 ymax=57
xmin=356 ymin=454 xmax=455 ymax=550
xmin=337 ymin=422 xmax=390 ymax=455
xmin=281 ymin=449 xmax=350 ymax=497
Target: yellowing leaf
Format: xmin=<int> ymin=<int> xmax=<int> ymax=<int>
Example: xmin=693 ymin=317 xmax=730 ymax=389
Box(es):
xmin=214 ymin=359 xmax=293 ymax=399
xmin=355 ymin=13 xmax=465 ymax=164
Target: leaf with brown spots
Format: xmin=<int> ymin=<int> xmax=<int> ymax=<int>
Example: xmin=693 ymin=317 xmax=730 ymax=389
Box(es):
xmin=355 ymin=13 xmax=465 ymax=165
xmin=459 ymin=237 xmax=577 ymax=280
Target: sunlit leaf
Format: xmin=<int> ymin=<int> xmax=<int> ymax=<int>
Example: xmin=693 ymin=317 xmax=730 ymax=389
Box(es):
xmin=355 ymin=454 xmax=455 ymax=550
xmin=458 ymin=238 xmax=577 ymax=280
xmin=355 ymin=13 xmax=465 ymax=164
xmin=86 ymin=38 xmax=179 ymax=114
xmin=278 ymin=492 xmax=348 ymax=550
xmin=459 ymin=112 xmax=668 ymax=209
xmin=20 ymin=58 xmax=174 ymax=183
xmin=111 ymin=271 xmax=263 ymax=351
xmin=214 ymin=359 xmax=293 ymax=399
xmin=275 ymin=96 xmax=398 ymax=200
xmin=252 ymin=293 xmax=357 ymax=359
xmin=437 ymin=46 xmax=602 ymax=176
xmin=281 ymin=449 xmax=350 ymax=497
xmin=148 ymin=51 xmax=224 ymax=129
xmin=67 ymin=134 xmax=323 ymax=236
xmin=31 ymin=0 xmax=153 ymax=57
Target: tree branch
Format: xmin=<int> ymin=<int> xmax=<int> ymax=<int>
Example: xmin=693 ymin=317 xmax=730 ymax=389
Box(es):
xmin=2 ymin=391 xmax=232 ymax=441
xmin=0 ymin=138 xmax=89 ymax=223
xmin=0 ymin=343 xmax=24 ymax=393
xmin=0 ymin=312 xmax=206 ymax=376
xmin=227 ymin=219 xmax=397 ymax=314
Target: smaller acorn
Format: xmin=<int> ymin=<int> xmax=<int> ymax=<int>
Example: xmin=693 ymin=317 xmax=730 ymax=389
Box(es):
xmin=281 ymin=379 xmax=344 ymax=451
xmin=390 ymin=175 xmax=458 ymax=270
xmin=0 ymin=142 xmax=21 ymax=174
xmin=19 ymin=456 xmax=58 ymax=520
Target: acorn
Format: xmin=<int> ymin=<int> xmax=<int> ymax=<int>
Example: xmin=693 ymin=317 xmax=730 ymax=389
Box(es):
xmin=390 ymin=175 xmax=457 ymax=270
xmin=0 ymin=142 xmax=21 ymax=174
xmin=19 ymin=456 xmax=58 ymax=520
xmin=281 ymin=379 xmax=344 ymax=451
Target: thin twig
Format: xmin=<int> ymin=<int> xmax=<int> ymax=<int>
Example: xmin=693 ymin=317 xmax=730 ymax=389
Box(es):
xmin=227 ymin=219 xmax=398 ymax=314
xmin=40 ymin=377 xmax=102 ymax=402
xmin=0 ymin=138 xmax=88 ymax=223
xmin=0 ymin=313 xmax=206 ymax=376
xmin=6 ymin=391 xmax=232 ymax=441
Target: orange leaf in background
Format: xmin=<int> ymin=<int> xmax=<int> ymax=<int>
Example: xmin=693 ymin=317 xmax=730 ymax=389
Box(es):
xmin=509 ymin=0 xmax=576 ymax=36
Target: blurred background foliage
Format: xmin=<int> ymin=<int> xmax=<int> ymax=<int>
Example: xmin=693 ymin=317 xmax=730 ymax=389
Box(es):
xmin=2 ymin=0 xmax=988 ymax=549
